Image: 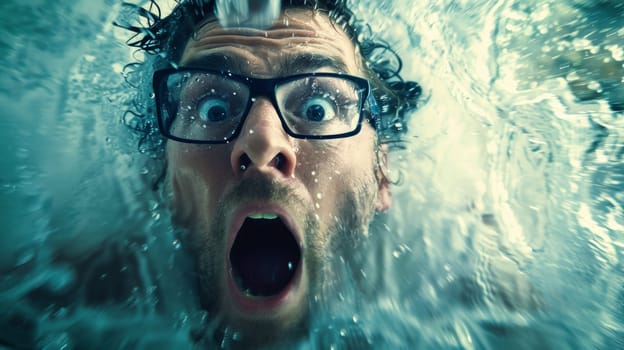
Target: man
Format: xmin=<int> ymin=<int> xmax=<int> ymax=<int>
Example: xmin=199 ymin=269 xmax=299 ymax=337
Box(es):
xmin=117 ymin=0 xmax=421 ymax=346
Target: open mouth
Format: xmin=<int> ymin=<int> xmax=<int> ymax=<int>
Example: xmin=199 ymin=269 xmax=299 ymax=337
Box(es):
xmin=229 ymin=214 xmax=301 ymax=298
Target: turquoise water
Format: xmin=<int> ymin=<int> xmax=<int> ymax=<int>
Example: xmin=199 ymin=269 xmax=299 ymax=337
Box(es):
xmin=1 ymin=0 xmax=623 ymax=348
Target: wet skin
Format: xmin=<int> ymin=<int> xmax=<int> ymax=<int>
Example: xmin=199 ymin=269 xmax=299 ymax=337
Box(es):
xmin=165 ymin=8 xmax=391 ymax=344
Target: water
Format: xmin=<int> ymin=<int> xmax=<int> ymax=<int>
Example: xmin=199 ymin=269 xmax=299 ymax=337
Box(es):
xmin=1 ymin=0 xmax=623 ymax=348
xmin=214 ymin=0 xmax=281 ymax=29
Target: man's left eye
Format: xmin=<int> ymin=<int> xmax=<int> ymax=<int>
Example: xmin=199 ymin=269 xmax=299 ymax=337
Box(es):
xmin=300 ymin=96 xmax=337 ymax=122
xmin=198 ymin=97 xmax=230 ymax=122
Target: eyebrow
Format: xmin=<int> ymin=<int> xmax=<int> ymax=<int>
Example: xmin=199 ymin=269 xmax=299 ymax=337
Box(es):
xmin=283 ymin=53 xmax=349 ymax=75
xmin=183 ymin=54 xmax=238 ymax=71
xmin=182 ymin=53 xmax=350 ymax=76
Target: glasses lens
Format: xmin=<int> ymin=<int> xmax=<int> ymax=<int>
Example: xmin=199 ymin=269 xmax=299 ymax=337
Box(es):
xmin=158 ymin=71 xmax=250 ymax=142
xmin=276 ymin=76 xmax=364 ymax=136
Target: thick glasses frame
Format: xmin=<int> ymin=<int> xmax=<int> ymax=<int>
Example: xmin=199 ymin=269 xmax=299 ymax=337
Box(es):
xmin=152 ymin=67 xmax=380 ymax=144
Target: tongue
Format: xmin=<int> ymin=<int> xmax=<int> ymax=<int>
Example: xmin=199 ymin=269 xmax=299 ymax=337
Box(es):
xmin=230 ymin=218 xmax=300 ymax=297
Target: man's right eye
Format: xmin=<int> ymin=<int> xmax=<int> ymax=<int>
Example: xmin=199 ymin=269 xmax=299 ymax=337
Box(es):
xmin=198 ymin=97 xmax=229 ymax=122
xmin=300 ymin=96 xmax=337 ymax=122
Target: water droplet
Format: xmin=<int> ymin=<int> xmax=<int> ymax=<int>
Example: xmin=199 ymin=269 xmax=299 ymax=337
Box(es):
xmin=316 ymin=193 xmax=323 ymax=199
xmin=172 ymin=239 xmax=181 ymax=250
xmin=150 ymin=201 xmax=159 ymax=211
xmin=587 ymin=80 xmax=602 ymax=92
xmin=249 ymin=129 xmax=254 ymax=134
xmin=40 ymin=332 xmax=72 ymax=350
xmin=566 ymin=71 xmax=580 ymax=81
xmin=339 ymin=328 xmax=347 ymax=337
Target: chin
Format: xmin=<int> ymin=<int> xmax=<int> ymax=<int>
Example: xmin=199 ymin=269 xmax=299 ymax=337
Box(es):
xmin=193 ymin=204 xmax=318 ymax=346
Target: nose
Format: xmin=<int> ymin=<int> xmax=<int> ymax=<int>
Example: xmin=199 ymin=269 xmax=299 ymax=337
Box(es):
xmin=230 ymin=98 xmax=297 ymax=178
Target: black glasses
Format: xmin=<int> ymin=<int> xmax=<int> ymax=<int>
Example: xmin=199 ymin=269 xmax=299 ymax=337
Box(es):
xmin=152 ymin=68 xmax=379 ymax=144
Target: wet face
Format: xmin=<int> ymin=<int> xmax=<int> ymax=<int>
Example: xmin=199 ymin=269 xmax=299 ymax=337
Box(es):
xmin=165 ymin=7 xmax=391 ymax=344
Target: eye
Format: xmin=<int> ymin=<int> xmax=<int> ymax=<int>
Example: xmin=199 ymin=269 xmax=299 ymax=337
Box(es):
xmin=198 ymin=97 xmax=230 ymax=122
xmin=300 ymin=96 xmax=337 ymax=122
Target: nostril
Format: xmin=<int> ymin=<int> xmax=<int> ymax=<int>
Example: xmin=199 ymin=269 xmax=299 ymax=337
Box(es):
xmin=239 ymin=154 xmax=252 ymax=172
xmin=273 ymin=153 xmax=285 ymax=171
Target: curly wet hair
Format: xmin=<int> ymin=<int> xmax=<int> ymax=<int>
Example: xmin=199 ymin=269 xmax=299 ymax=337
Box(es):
xmin=115 ymin=0 xmax=422 ymax=153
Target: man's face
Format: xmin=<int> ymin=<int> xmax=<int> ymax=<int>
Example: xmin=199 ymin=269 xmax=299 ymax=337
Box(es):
xmin=165 ymin=7 xmax=390 ymax=343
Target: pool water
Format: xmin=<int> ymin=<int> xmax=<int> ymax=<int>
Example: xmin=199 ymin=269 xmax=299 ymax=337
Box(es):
xmin=1 ymin=0 xmax=622 ymax=348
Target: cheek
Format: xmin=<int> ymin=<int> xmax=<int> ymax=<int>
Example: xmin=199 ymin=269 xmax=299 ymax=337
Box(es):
xmin=297 ymin=135 xmax=377 ymax=220
xmin=166 ymin=144 xmax=232 ymax=224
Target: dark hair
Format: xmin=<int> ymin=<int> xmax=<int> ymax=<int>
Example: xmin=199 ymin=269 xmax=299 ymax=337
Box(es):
xmin=115 ymin=0 xmax=421 ymax=153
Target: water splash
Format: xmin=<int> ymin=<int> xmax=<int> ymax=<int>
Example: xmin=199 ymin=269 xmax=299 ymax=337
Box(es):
xmin=214 ymin=0 xmax=282 ymax=29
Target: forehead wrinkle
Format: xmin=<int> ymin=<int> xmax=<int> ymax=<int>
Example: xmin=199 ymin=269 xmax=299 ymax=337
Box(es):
xmin=193 ymin=7 xmax=333 ymax=39
xmin=183 ymin=50 xmax=349 ymax=77
xmin=182 ymin=39 xmax=358 ymax=77
xmin=180 ymin=8 xmax=361 ymax=77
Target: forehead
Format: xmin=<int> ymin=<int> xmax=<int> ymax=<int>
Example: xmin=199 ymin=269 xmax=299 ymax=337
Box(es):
xmin=179 ymin=8 xmax=362 ymax=77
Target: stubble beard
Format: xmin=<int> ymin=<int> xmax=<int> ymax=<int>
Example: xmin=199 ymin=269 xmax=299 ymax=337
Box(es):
xmin=187 ymin=169 xmax=380 ymax=343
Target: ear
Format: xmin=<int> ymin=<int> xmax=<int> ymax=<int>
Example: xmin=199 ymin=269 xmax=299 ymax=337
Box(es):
xmin=375 ymin=144 xmax=392 ymax=212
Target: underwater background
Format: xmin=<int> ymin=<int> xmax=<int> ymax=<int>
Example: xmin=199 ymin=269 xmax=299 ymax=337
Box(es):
xmin=0 ymin=0 xmax=622 ymax=348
